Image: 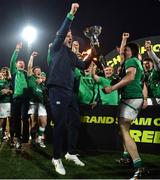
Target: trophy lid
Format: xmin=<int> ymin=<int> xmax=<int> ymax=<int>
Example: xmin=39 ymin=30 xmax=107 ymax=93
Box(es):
xmin=83 ymin=26 xmax=102 ymax=39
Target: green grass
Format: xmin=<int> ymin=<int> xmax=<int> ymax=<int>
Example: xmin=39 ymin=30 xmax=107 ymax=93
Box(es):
xmin=0 ymin=142 xmax=160 ymax=179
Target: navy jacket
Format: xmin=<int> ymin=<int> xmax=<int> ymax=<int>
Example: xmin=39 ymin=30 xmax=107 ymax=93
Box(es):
xmin=47 ymin=13 xmax=91 ymax=91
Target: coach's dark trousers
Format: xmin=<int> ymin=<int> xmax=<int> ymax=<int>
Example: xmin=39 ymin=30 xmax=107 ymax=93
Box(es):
xmin=49 ymin=86 xmax=81 ymax=159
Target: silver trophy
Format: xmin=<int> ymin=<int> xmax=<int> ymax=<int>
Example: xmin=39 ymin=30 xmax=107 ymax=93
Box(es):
xmin=83 ymin=26 xmax=102 ymax=47
xmin=83 ymin=26 xmax=106 ymax=72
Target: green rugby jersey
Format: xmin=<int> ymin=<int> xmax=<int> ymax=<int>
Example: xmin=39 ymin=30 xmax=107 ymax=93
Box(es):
xmin=0 ymin=79 xmax=12 ymax=103
xmin=28 ymin=75 xmax=45 ymax=103
xmin=121 ymin=57 xmax=144 ymax=99
xmin=74 ymin=68 xmax=98 ymax=104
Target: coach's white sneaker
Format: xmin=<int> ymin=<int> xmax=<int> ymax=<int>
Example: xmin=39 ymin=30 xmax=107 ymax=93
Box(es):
xmin=65 ymin=152 xmax=85 ymax=166
xmin=15 ymin=138 xmax=21 ymax=150
xmin=37 ymin=138 xmax=46 ymax=148
xmin=52 ymin=158 xmax=66 ymax=175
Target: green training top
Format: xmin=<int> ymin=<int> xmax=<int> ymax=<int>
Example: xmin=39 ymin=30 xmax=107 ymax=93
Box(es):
xmin=74 ymin=68 xmax=98 ymax=104
xmin=98 ymin=77 xmax=119 ymax=105
xmin=144 ymin=69 xmax=153 ymax=97
xmin=148 ymin=69 xmax=160 ymax=97
xmin=10 ymin=50 xmax=28 ymax=98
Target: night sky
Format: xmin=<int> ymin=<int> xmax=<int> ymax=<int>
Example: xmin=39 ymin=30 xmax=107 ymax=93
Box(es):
xmin=0 ymin=0 xmax=160 ymax=72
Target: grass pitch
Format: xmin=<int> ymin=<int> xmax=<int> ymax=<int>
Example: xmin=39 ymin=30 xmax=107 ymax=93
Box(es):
xmin=0 ymin=142 xmax=159 ymax=179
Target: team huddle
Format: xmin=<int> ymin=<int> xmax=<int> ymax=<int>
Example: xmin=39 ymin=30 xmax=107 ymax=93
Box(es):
xmin=0 ymin=2 xmax=160 ymax=180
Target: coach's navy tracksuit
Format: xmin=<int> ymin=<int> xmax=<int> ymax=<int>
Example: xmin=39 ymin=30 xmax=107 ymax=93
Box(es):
xmin=47 ymin=13 xmax=91 ymax=159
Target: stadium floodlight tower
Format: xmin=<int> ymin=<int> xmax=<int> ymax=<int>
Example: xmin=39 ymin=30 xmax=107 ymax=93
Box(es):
xmin=22 ymin=25 xmax=37 ymax=56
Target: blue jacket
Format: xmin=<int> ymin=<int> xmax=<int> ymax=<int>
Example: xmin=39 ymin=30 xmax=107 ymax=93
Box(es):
xmin=47 ymin=13 xmax=91 ymax=91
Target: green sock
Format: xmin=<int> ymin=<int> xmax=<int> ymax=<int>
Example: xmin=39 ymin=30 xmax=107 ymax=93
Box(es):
xmin=133 ymin=158 xmax=143 ymax=168
xmin=122 ymin=151 xmax=130 ymax=159
xmin=38 ymin=127 xmax=45 ymax=137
